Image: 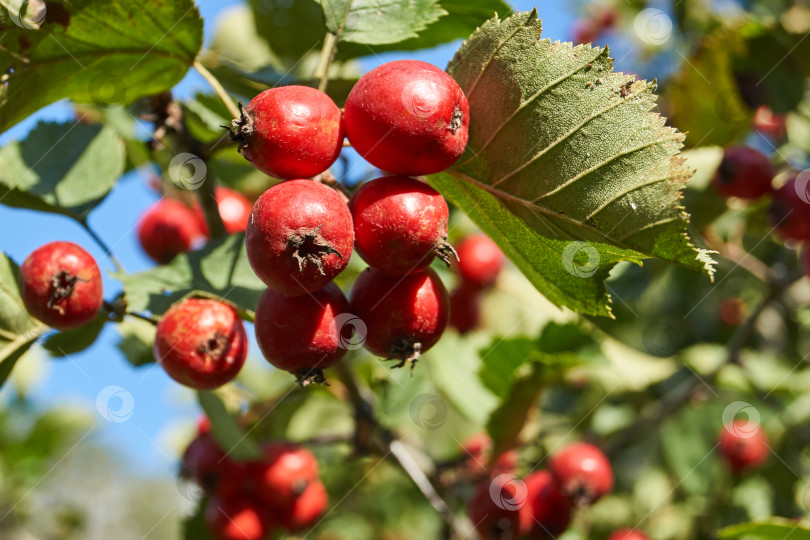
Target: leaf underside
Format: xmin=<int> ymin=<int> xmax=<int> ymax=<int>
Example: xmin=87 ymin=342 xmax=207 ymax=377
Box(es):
xmin=432 ymin=10 xmax=714 ymax=317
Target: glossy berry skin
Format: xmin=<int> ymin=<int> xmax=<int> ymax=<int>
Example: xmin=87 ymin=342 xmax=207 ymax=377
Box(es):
xmin=246 ymin=180 xmax=353 ymax=296
xmin=254 ymin=443 xmax=319 ymax=508
xmin=608 ymin=529 xmax=650 ymax=540
xmin=769 ymin=175 xmax=810 ymax=241
xmin=467 ymin=476 xmax=521 ymax=540
xmin=196 ymin=186 xmax=253 ymax=235
xmin=19 ymin=242 xmax=103 ymax=330
xmin=460 ymin=433 xmax=518 ymax=477
xmin=154 ymin=298 xmax=247 ymax=390
xmin=349 ymin=176 xmax=454 ymax=275
xmin=344 ymin=60 xmax=469 ymax=176
xmin=549 ymin=442 xmax=614 ymax=506
xmin=276 ymin=481 xmax=329 ymax=532
xmin=138 ymin=199 xmax=206 ymax=264
xmin=712 ymin=146 xmax=774 ymax=200
xmin=519 ymin=470 xmax=573 ymax=539
xmin=718 ymin=419 xmax=769 ymax=473
xmin=254 ymin=282 xmax=350 ymax=385
xmin=449 ymin=285 xmax=482 ymax=335
xmin=205 ymin=495 xmax=274 ymax=540
xmin=455 ymin=234 xmax=505 ymax=289
xmin=350 ymin=268 xmax=450 ymax=370
xmin=232 ymin=86 xmax=343 ymax=179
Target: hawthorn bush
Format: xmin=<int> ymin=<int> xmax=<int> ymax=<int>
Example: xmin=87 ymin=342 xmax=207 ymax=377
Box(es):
xmin=1 ymin=0 xmax=810 ymax=539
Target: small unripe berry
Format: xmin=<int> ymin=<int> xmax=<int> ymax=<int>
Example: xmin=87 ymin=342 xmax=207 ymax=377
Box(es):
xmin=350 ymin=268 xmax=449 ymax=371
xmin=276 ymin=481 xmax=329 ymax=532
xmin=205 ymin=495 xmax=274 ymax=540
xmin=519 ymin=470 xmax=573 ymax=539
xmin=455 ymin=234 xmax=505 ymax=289
xmin=245 ymin=180 xmax=353 ymax=296
xmin=467 ymin=475 xmax=522 ymax=540
xmin=344 ymin=60 xmax=469 ymax=176
xmin=349 ymin=175 xmax=455 ymax=275
xmin=769 ymin=174 xmax=810 ymax=241
xmin=231 ymin=86 xmax=344 ymax=179
xmin=138 ymin=198 xmax=206 ymax=264
xmin=718 ymin=419 xmax=769 ymax=473
xmin=712 ymin=146 xmax=774 ymax=199
xmin=195 ymin=186 xmax=253 ymax=235
xmin=19 ymin=241 xmax=103 ymax=330
xmin=549 ymin=442 xmax=614 ymax=505
xmin=608 ymin=529 xmax=650 ymax=540
xmin=154 ymin=298 xmax=247 ymax=390
xmin=254 ymin=282 xmax=351 ymax=385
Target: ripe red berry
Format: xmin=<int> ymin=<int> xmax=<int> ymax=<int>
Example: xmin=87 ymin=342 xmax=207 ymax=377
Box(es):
xmin=467 ymin=475 xmax=522 ymax=540
xmin=460 ymin=433 xmax=518 ymax=476
xmin=254 ymin=282 xmax=350 ymax=385
xmin=276 ymin=481 xmax=329 ymax=532
xmin=573 ymin=19 xmax=600 ymax=44
xmin=712 ymin=146 xmax=774 ymax=199
xmin=153 ymin=298 xmax=247 ymax=390
xmin=181 ymin=431 xmax=248 ymax=497
xmin=608 ymin=529 xmax=650 ymax=540
xmin=138 ymin=198 xmax=206 ymax=264
xmin=245 ymin=180 xmax=353 ymax=296
xmin=753 ymin=105 xmax=787 ymax=140
xmin=230 ymin=86 xmax=343 ymax=179
xmin=718 ymin=419 xmax=769 ymax=473
xmin=350 ymin=267 xmax=450 ymax=370
xmin=455 ymin=234 xmax=505 ymax=289
xmin=719 ymin=297 xmax=747 ymax=326
xmin=549 ymin=442 xmax=614 ymax=505
xmin=344 ymin=60 xmax=469 ymax=176
xmin=196 ymin=186 xmax=253 ymax=235
xmin=349 ymin=175 xmax=455 ymax=275
xmin=519 ymin=470 xmax=573 ymax=539
xmin=769 ymin=174 xmax=810 ymax=241
xmin=19 ymin=241 xmax=103 ymax=330
xmin=205 ymin=495 xmax=274 ymax=540
xmin=449 ymin=285 xmax=482 ymax=334
xmin=254 ymin=442 xmax=319 ymax=508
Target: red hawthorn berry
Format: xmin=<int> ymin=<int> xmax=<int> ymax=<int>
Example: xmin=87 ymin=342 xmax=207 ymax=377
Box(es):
xmin=153 ymin=298 xmax=247 ymax=390
xmin=253 ymin=442 xmax=320 ymax=509
xmin=181 ymin=431 xmax=248 ymax=497
xmin=349 ymin=267 xmax=450 ymax=371
xmin=344 ymin=60 xmax=469 ymax=176
xmin=549 ymin=442 xmax=614 ymax=506
xmin=254 ymin=282 xmax=350 ymax=385
xmin=519 ymin=470 xmax=573 ymax=539
xmin=608 ymin=529 xmax=650 ymax=540
xmin=349 ymin=175 xmax=455 ymax=275
xmin=276 ymin=481 xmax=329 ymax=532
xmin=573 ymin=19 xmax=600 ymax=44
xmin=718 ymin=419 xmax=769 ymax=473
xmin=769 ymin=173 xmax=810 ymax=241
xmin=719 ymin=297 xmax=747 ymax=326
xmin=245 ymin=179 xmax=353 ymax=296
xmin=195 ymin=186 xmax=253 ymax=235
xmin=19 ymin=241 xmax=103 ymax=330
xmin=753 ymin=105 xmax=787 ymax=141
xmin=595 ymin=7 xmax=619 ymax=29
xmin=467 ymin=475 xmax=522 ymax=540
xmin=230 ymin=85 xmax=344 ymax=179
xmin=455 ymin=234 xmax=505 ymax=289
xmin=205 ymin=495 xmax=274 ymax=540
xmin=712 ymin=146 xmax=774 ymax=200
xmin=197 ymin=415 xmax=212 ymax=435
xmin=460 ymin=433 xmax=518 ymax=476
xmin=449 ymin=284 xmax=482 ymax=334
xmin=137 ymin=198 xmax=207 ymax=264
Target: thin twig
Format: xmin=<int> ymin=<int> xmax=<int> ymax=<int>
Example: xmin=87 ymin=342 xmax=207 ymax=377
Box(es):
xmin=81 ymin=221 xmax=124 ymax=273
xmin=194 ymin=59 xmax=241 ymax=120
xmin=315 ymin=6 xmax=351 ymax=92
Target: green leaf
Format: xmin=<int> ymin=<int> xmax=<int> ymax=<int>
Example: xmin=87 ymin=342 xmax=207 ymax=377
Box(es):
xmin=42 ymin=311 xmax=107 ymax=357
xmin=116 ymin=235 xmax=265 ymax=316
xmin=486 ymin=362 xmax=544 ymax=461
xmin=246 ymin=0 xmax=327 ymax=63
xmin=115 ymin=318 xmax=156 ymax=367
xmin=0 ymin=0 xmax=203 ymax=132
xmin=0 ymin=253 xmax=46 ymax=389
xmin=0 ymin=122 xmax=125 ymax=220
xmin=197 ymin=390 xmax=261 ymax=460
xmin=719 ymin=519 xmax=810 ymax=539
xmin=433 ymin=10 xmax=713 ymax=317
xmin=320 ymin=0 xmax=446 ymax=45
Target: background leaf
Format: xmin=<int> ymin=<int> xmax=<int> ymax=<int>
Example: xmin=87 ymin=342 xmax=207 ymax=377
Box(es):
xmin=197 ymin=390 xmax=261 ymax=460
xmin=719 ymin=519 xmax=810 ymax=539
xmin=320 ymin=0 xmax=446 ymax=45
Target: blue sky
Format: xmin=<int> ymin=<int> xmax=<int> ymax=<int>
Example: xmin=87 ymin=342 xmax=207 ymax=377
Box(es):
xmin=0 ymin=1 xmax=590 ymax=473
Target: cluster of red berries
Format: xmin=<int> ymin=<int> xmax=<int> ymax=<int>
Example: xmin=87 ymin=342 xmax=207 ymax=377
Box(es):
xmin=182 ymin=418 xmax=327 ymax=540
xmin=449 ymin=235 xmax=505 ymax=334
xmin=466 ymin=441 xmax=617 ymax=539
